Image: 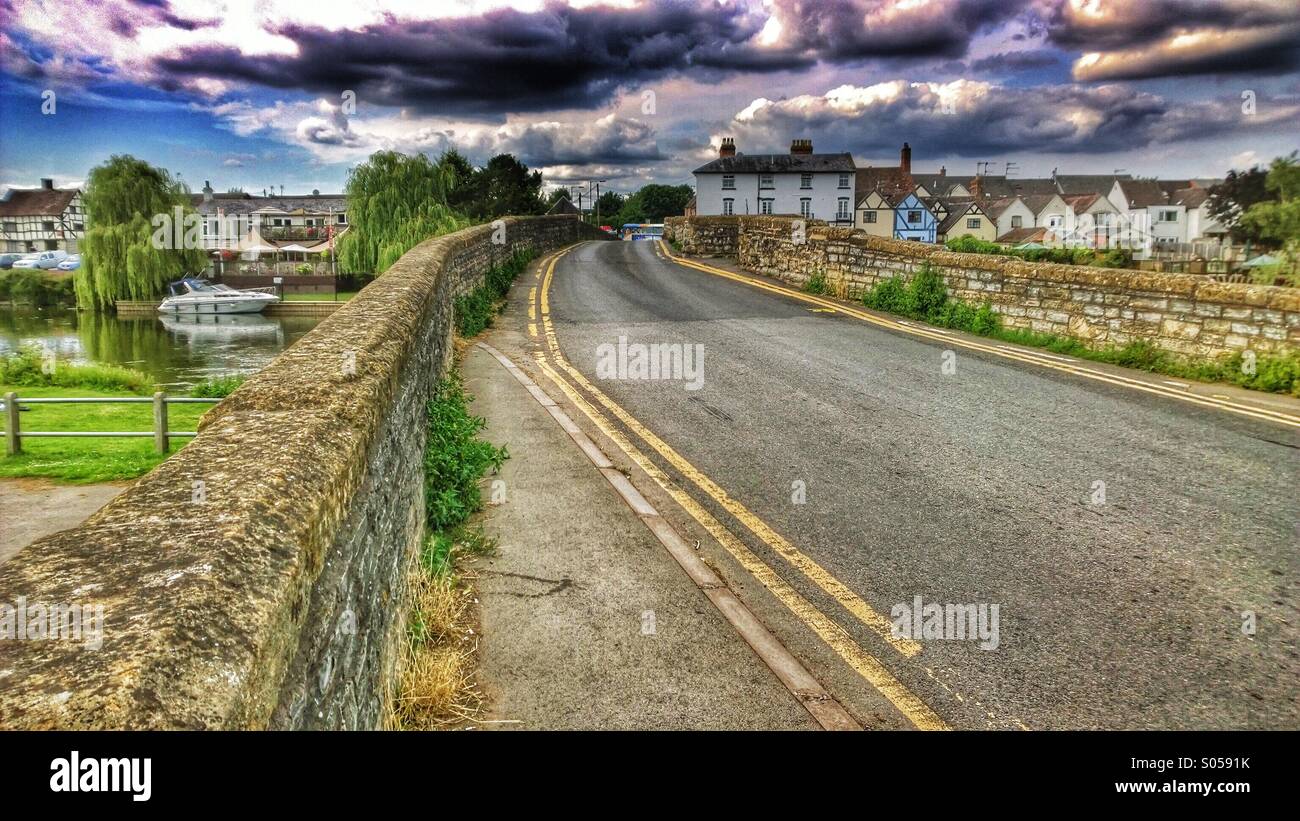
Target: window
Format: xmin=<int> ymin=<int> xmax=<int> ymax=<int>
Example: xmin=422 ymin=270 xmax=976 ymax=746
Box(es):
xmin=2 ymin=222 xmax=16 ymax=234
xmin=838 ymin=173 xmax=850 ymax=189
xmin=44 ymin=240 xmax=58 ymax=250
xmin=74 ymin=223 xmax=84 ymax=232
xmin=863 ymin=211 xmax=877 ymax=224
xmin=966 ymin=218 xmax=981 ymax=229
xmin=837 ymin=198 xmax=851 ymax=220
xmin=800 ymin=174 xmax=812 ymax=189
xmin=799 ymin=198 xmax=812 ymax=218
xmin=42 ymin=221 xmax=55 ymax=232
xmin=1011 ymin=215 xmax=1023 ymax=228
xmin=1159 ymin=210 xmax=1178 ymax=222
xmin=907 ymin=210 xmax=922 ymax=224
xmin=722 ymin=175 xmax=735 ymax=190
xmin=337 ymin=214 xmax=347 ymax=224
xmin=759 ymin=174 xmax=774 ymax=189
xmin=759 ymin=199 xmax=773 ymax=215
xmin=722 ymin=198 xmax=734 ymax=216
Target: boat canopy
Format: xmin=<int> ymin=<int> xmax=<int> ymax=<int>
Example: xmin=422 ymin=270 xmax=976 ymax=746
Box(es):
xmin=167 ymin=278 xmax=217 ymax=296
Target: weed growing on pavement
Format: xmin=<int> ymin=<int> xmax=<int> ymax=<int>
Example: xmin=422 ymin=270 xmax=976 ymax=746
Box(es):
xmin=454 ymin=248 xmax=534 ymax=337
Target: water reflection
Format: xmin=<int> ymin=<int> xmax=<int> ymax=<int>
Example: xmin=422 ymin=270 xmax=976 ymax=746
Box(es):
xmin=0 ymin=307 xmax=323 ymax=389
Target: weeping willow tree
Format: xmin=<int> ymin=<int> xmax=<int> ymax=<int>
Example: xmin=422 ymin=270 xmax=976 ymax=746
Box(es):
xmin=337 ymin=151 xmax=469 ymax=274
xmin=76 ymin=155 xmax=207 ymax=311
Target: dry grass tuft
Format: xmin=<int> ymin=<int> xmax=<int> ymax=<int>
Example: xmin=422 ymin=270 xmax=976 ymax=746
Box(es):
xmin=389 ymin=565 xmax=482 ymax=729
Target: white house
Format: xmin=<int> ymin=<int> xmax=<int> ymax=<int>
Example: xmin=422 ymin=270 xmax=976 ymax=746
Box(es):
xmin=1108 ymin=179 xmax=1186 ymax=257
xmin=0 ymin=179 xmax=86 ymax=254
xmin=692 ymin=138 xmax=857 ymax=225
xmin=983 ymin=196 xmax=1037 ymax=240
xmin=191 ymin=182 xmax=348 ymax=254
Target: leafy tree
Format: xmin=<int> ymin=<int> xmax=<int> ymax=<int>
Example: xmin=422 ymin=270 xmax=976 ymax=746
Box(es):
xmin=1239 ymin=153 xmax=1300 ymax=284
xmin=1208 ymin=166 xmax=1271 ymax=244
xmin=613 ymin=184 xmax=693 ymax=225
xmin=337 ymin=151 xmax=469 ymax=274
xmin=472 ymin=154 xmax=545 ymax=219
xmin=440 ymin=149 xmax=480 ymax=215
xmin=76 ymin=155 xmax=207 ymax=311
xmin=594 ymin=190 xmax=624 ymax=224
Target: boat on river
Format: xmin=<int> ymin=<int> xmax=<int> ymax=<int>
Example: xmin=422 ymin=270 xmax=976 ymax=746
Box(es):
xmin=158 ymin=278 xmax=279 ymax=315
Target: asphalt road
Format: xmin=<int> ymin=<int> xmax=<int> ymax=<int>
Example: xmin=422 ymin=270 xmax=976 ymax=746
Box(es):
xmin=540 ymin=238 xmax=1298 ymax=730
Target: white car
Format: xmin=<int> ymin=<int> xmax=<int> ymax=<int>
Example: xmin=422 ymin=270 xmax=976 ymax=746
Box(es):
xmin=13 ymin=250 xmax=69 ymax=269
xmin=56 ymin=254 xmax=81 ymax=271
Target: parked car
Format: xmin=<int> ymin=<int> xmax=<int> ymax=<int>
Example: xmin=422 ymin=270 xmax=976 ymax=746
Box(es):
xmin=0 ymin=253 xmax=27 ymax=269
xmin=56 ymin=254 xmax=81 ymax=271
xmin=14 ymin=250 xmax=70 ymax=269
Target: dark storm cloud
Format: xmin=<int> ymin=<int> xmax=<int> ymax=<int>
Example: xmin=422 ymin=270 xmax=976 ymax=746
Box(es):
xmin=1043 ymin=0 xmax=1295 ymax=51
xmin=151 ymin=0 xmax=1030 ymax=116
xmin=969 ymin=50 xmax=1062 ymax=74
xmin=724 ymin=82 xmax=1298 ymax=160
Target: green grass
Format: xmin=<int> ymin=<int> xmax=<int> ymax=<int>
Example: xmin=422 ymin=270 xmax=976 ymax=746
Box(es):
xmin=281 ymin=291 xmax=358 ymax=302
xmin=858 ymin=264 xmax=1300 ymax=397
xmin=454 ymin=248 xmax=535 ymax=337
xmin=803 ymin=270 xmax=830 ymax=295
xmin=424 ymin=376 xmax=507 ymax=534
xmin=0 ymin=384 xmax=213 ymax=483
xmin=0 ymin=346 xmax=153 ymax=394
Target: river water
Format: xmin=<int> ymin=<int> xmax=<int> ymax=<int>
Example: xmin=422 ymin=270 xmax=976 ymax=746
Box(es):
xmin=0 ymin=307 xmax=324 ymax=389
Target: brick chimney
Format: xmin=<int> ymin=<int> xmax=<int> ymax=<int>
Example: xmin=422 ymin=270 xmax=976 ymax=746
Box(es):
xmin=899 ymin=143 xmax=911 ymax=174
xmin=790 ymin=138 xmax=813 ymax=155
xmin=970 ymin=175 xmax=983 ymax=200
xmin=719 ymin=137 xmax=736 ymax=158
xmin=939 ymin=165 xmax=946 ymax=176
xmin=40 ymin=178 xmax=54 ymax=190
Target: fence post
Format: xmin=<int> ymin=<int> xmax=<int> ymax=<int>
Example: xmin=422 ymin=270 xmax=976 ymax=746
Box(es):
xmin=4 ymin=391 xmax=19 ymax=456
xmin=153 ymin=391 xmax=169 ymax=454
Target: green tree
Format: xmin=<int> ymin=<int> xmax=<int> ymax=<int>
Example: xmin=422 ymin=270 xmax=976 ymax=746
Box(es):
xmin=76 ymin=155 xmax=207 ymax=311
xmin=614 ymin=183 xmax=693 ymax=225
xmin=337 ymin=150 xmax=469 ymax=274
xmin=1239 ymin=153 xmax=1300 ymax=285
xmin=472 ymin=154 xmax=545 ymax=219
xmin=1208 ymin=166 xmax=1271 ymax=244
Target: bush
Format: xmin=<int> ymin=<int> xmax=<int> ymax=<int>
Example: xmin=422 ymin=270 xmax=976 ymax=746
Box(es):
xmin=0 ymin=345 xmax=150 ymax=393
xmin=862 ymin=275 xmax=909 ymax=314
xmin=0 ymin=269 xmax=75 ymax=307
xmin=423 ymin=377 xmax=507 ymax=531
xmin=190 ymin=375 xmax=246 ymax=398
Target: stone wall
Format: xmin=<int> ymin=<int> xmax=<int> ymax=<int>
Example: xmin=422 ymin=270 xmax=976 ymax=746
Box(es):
xmin=0 ymin=216 xmax=609 ymax=729
xmin=665 ymin=216 xmax=1299 ymax=358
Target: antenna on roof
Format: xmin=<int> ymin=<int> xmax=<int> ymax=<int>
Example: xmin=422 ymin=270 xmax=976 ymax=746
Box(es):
xmin=1004 ymin=162 xmax=1019 ymax=177
xmin=1113 ymin=169 xmax=1125 ymax=175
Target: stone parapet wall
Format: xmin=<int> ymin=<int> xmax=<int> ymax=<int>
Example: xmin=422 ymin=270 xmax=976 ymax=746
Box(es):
xmin=664 ymin=216 xmax=1298 ymax=358
xmin=0 ymin=216 xmax=609 ymax=729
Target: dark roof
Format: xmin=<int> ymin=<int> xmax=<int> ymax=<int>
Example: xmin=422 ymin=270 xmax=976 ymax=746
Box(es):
xmin=546 ymin=196 xmax=581 ymax=215
xmin=1021 ymin=193 xmax=1064 ymax=215
xmin=0 ymin=187 xmax=79 ymax=217
xmin=1063 ymin=193 xmax=1105 ymax=213
xmin=969 ymin=176 xmax=1058 ymax=198
xmin=1171 ymin=187 xmax=1210 ymax=208
xmin=1053 ymin=174 xmax=1128 ymax=196
xmin=1114 ymin=179 xmax=1170 ymax=208
xmin=856 ymin=166 xmax=915 ymax=202
xmin=912 ymin=173 xmax=965 ymax=196
xmin=693 ymin=152 xmax=855 ymax=174
xmin=981 ymin=196 xmax=1024 ymax=218
xmin=192 ymin=194 xmax=346 ymax=215
xmin=936 ymin=200 xmax=987 ymax=235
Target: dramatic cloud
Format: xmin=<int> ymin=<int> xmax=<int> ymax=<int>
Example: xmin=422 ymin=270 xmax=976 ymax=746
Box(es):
xmin=1042 ymin=0 xmax=1300 ymax=80
xmin=717 ymin=80 xmax=1300 ymax=160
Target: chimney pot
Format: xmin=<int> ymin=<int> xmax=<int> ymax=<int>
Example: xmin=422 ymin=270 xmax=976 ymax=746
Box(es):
xmin=40 ymin=178 xmax=54 ymax=190
xmin=719 ymin=137 xmax=736 ymax=158
xmin=790 ymin=138 xmax=813 ymax=155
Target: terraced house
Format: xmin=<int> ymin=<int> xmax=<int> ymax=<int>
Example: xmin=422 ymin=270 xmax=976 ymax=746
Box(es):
xmin=0 ymin=178 xmax=85 ymax=254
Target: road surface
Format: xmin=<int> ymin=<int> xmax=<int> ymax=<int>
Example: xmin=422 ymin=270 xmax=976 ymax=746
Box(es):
xmin=518 ymin=238 xmax=1298 ymax=730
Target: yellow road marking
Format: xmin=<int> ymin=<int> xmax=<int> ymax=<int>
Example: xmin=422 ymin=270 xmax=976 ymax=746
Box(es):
xmin=538 ymin=249 xmax=921 ymax=658
xmin=530 ymin=350 xmax=947 ymax=730
xmin=658 ymin=242 xmax=1300 ymax=430
xmin=528 ymin=323 xmax=537 ymax=337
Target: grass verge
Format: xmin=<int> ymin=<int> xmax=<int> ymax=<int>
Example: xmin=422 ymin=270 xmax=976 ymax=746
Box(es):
xmin=391 ymin=377 xmax=507 ymax=729
xmin=281 ymin=291 xmax=358 ymax=302
xmin=859 ymin=265 xmax=1300 ymax=397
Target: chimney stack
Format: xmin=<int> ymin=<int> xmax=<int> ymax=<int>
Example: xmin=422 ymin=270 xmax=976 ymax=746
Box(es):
xmin=900 ymin=143 xmax=912 ymax=174
xmin=790 ymin=138 xmax=813 ymax=155
xmin=202 ymin=180 xmax=214 ymax=202
xmin=719 ymin=137 xmax=736 ymax=158
xmin=40 ymin=178 xmax=54 ymax=190
xmin=970 ymin=175 xmax=983 ymax=200
xmin=939 ymin=165 xmax=946 ymax=177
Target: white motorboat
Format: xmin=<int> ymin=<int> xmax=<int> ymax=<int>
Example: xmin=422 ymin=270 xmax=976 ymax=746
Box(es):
xmin=158 ymin=278 xmax=279 ymax=315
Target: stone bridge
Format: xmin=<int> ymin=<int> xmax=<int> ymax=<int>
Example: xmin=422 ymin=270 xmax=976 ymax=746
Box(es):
xmin=0 ymin=216 xmax=610 ymax=729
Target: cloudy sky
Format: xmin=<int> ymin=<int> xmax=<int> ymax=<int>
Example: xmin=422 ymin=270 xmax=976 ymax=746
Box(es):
xmin=1 ymin=0 xmax=1298 ymax=195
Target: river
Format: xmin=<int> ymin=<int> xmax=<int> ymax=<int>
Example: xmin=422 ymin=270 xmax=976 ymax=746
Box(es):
xmin=0 ymin=307 xmax=324 ymax=389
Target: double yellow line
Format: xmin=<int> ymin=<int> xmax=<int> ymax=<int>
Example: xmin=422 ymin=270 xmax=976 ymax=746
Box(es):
xmin=661 ymin=243 xmax=1300 ymax=430
xmin=530 ymin=245 xmax=950 ymax=730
